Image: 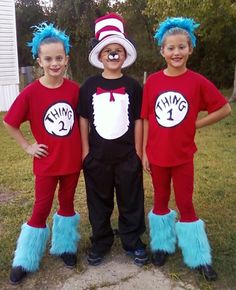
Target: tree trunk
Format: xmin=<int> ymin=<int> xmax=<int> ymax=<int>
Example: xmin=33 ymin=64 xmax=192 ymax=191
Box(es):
xmin=229 ymin=64 xmax=236 ymax=102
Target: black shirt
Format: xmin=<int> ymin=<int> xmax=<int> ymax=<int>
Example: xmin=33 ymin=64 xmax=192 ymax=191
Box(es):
xmin=78 ymin=74 xmax=142 ymax=163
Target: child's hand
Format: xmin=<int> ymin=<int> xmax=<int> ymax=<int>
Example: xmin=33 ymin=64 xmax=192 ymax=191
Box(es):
xmin=195 ymin=103 xmax=231 ymax=129
xmin=25 ymin=143 xmax=48 ymax=158
xmin=142 ymin=153 xmax=151 ymax=173
xmin=82 ymin=150 xmax=89 ymax=162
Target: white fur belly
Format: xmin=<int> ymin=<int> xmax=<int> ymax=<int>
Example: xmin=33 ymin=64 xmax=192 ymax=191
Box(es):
xmin=93 ymin=92 xmax=130 ymax=140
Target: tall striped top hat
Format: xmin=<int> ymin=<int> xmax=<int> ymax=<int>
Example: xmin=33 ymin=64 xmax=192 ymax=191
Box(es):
xmin=89 ymin=12 xmax=137 ymax=69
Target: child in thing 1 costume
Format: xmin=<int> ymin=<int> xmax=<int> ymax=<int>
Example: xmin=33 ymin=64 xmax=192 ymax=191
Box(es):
xmin=78 ymin=12 xmax=148 ymax=266
xmin=3 ymin=23 xmax=82 ymax=284
xmin=141 ymin=17 xmax=231 ymax=281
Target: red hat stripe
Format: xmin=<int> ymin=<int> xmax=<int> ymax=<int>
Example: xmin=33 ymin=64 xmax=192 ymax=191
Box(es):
xmin=95 ymin=18 xmax=124 ymax=35
xmin=96 ymin=25 xmax=123 ymax=40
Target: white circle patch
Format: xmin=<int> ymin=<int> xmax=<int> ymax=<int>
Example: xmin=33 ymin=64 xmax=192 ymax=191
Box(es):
xmin=155 ymin=91 xmax=188 ymax=127
xmin=44 ymin=102 xmax=74 ymax=136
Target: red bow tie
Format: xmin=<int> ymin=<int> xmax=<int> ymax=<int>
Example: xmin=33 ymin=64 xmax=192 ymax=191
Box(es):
xmin=96 ymin=87 xmax=126 ymax=102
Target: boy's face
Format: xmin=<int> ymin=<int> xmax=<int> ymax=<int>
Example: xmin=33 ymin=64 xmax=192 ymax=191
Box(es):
xmin=161 ymin=34 xmax=192 ymax=72
xmin=37 ymin=42 xmax=69 ymax=79
xmin=99 ymin=43 xmax=126 ymax=73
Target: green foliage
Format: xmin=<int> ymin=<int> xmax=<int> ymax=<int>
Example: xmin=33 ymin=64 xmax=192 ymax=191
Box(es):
xmin=115 ymin=0 xmax=162 ymax=82
xmin=15 ymin=0 xmax=50 ymax=66
xmin=51 ymin=0 xmax=112 ymax=82
xmin=15 ymin=0 xmax=236 ymax=87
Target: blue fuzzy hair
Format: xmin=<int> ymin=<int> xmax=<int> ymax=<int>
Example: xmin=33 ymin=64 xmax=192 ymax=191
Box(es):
xmin=27 ymin=22 xmax=71 ymax=59
xmin=154 ymin=17 xmax=200 ymax=47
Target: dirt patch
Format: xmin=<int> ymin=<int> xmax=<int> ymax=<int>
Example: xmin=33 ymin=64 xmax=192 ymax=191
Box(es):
xmin=0 ymin=252 xmax=200 ymax=290
xmin=0 ymin=186 xmax=18 ymax=203
xmin=0 ymin=254 xmax=77 ymax=290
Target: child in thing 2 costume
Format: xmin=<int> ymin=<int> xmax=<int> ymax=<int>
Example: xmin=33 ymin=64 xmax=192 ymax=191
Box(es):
xmin=141 ymin=17 xmax=231 ymax=281
xmin=3 ymin=23 xmax=82 ymax=284
xmin=78 ymin=13 xmax=148 ymax=266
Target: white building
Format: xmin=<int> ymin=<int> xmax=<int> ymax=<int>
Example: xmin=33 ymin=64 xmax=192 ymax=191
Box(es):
xmin=0 ymin=0 xmax=19 ymax=111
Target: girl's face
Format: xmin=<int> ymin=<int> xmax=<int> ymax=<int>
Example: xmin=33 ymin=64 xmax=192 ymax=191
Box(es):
xmin=37 ymin=42 xmax=68 ymax=80
xmin=99 ymin=43 xmax=126 ymax=75
xmin=161 ymin=34 xmax=193 ymax=73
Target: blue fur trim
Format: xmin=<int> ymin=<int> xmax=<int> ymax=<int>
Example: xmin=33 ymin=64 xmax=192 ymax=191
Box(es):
xmin=13 ymin=223 xmax=50 ymax=272
xmin=154 ymin=17 xmax=199 ymax=47
xmin=27 ymin=22 xmax=71 ymax=58
xmin=176 ymin=219 xmax=212 ymax=268
xmin=148 ymin=209 xmax=177 ymax=253
xmin=50 ymin=212 xmax=80 ymax=255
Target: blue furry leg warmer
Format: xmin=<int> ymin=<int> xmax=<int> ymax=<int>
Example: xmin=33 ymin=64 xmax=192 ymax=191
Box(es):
xmin=148 ymin=209 xmax=177 ymax=253
xmin=176 ymin=219 xmax=212 ymax=268
xmin=12 ymin=223 xmax=50 ymax=272
xmin=50 ymin=212 xmax=80 ymax=255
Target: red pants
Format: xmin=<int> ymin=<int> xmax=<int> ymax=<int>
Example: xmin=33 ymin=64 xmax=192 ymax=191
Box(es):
xmin=150 ymin=161 xmax=198 ymax=222
xmin=27 ymin=172 xmax=80 ymax=228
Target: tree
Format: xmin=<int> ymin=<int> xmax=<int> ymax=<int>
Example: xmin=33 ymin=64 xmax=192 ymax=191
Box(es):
xmin=16 ymin=0 xmax=236 ymax=88
xmin=114 ymin=0 xmax=160 ymax=83
xmin=15 ymin=0 xmax=50 ymax=66
xmin=51 ymin=0 xmax=111 ymax=82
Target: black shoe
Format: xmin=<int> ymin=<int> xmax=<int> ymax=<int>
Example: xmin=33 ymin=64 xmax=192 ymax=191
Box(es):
xmin=126 ymin=248 xmax=149 ymax=266
xmin=9 ymin=266 xmax=27 ymax=285
xmin=152 ymin=250 xmax=168 ymax=267
xmin=60 ymin=253 xmax=77 ymax=268
xmin=198 ymin=264 xmax=218 ymax=281
xmin=87 ymin=251 xmax=104 ymax=266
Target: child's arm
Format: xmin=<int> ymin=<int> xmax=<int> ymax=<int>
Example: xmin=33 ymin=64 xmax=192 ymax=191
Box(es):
xmin=3 ymin=121 xmax=48 ymax=158
xmin=196 ymin=103 xmax=231 ymax=129
xmin=142 ymin=119 xmax=151 ymax=173
xmin=79 ymin=116 xmax=89 ymax=161
xmin=134 ymin=119 xmax=143 ymax=159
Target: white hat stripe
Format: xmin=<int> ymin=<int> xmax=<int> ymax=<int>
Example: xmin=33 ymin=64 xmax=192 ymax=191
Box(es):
xmin=98 ymin=30 xmax=124 ymax=41
xmin=95 ymin=18 xmax=124 ymax=34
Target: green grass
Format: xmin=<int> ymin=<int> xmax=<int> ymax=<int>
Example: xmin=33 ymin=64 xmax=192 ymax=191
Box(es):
xmin=0 ymin=100 xmax=236 ymax=290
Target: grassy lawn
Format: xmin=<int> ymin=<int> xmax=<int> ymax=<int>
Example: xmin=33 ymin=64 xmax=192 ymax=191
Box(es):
xmin=0 ymin=99 xmax=235 ymax=290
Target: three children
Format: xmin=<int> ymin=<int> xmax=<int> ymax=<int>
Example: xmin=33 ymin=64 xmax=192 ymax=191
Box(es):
xmin=3 ymin=13 xmax=231 ymax=285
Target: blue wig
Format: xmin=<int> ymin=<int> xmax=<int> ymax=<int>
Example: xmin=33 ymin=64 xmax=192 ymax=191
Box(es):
xmin=154 ymin=17 xmax=200 ymax=47
xmin=27 ymin=22 xmax=71 ymax=59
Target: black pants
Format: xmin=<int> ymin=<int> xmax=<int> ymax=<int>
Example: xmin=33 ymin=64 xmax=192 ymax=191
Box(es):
xmin=83 ymin=152 xmax=146 ymax=254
